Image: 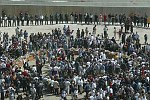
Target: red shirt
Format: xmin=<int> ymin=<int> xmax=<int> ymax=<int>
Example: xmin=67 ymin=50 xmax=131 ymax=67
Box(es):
xmin=6 ymin=63 xmax=10 ymax=68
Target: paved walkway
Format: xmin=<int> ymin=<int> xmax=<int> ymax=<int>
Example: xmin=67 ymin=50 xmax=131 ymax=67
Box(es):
xmin=0 ymin=24 xmax=149 ymax=43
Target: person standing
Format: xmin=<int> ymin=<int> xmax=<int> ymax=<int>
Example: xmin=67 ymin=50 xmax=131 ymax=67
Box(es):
xmin=124 ymin=20 xmax=127 ymax=33
xmin=65 ymin=79 xmax=71 ymax=94
xmin=85 ymin=27 xmax=89 ymax=36
xmin=73 ymin=86 xmax=78 ymax=100
xmin=26 ymin=14 xmax=30 ymax=26
xmin=114 ymin=27 xmax=117 ymax=39
xmin=4 ymin=15 xmax=7 ymax=27
xmin=8 ymin=15 xmax=11 ymax=27
xmin=103 ymin=25 xmax=108 ymax=38
xmin=59 ymin=13 xmax=63 ymax=24
xmin=15 ymin=27 xmax=19 ymax=38
xmin=76 ymin=28 xmax=80 ymax=38
xmin=30 ymin=15 xmax=33 ymax=25
xmin=0 ymin=31 xmax=2 ymax=42
xmin=136 ymin=15 xmax=140 ymax=27
xmin=50 ymin=14 xmax=53 ymax=25
xmin=40 ymin=15 xmax=44 ymax=25
xmin=79 ymin=13 xmax=82 ymax=24
xmin=0 ymin=16 xmax=2 ymax=27
xmin=45 ymin=14 xmax=48 ymax=25
xmin=122 ymin=33 xmax=126 ymax=44
xmin=81 ymin=29 xmax=85 ymax=38
xmin=55 ymin=13 xmax=59 ymax=24
xmin=144 ymin=34 xmax=147 ymax=44
xmin=53 ymin=79 xmax=59 ymax=95
xmin=119 ymin=14 xmax=122 ymax=25
xmin=104 ymin=13 xmax=107 ymax=25
xmin=24 ymin=30 xmax=28 ymax=41
xmin=77 ymin=78 xmax=83 ymax=94
xmin=108 ymin=13 xmax=111 ymax=25
xmin=111 ymin=14 xmax=115 ymax=25
xmin=86 ymin=13 xmax=90 ymax=25
xmin=144 ymin=16 xmax=147 ymax=27
xmin=21 ymin=16 xmax=24 ymax=26
xmin=31 ymin=85 xmax=36 ymax=100
xmin=134 ymin=14 xmax=137 ymax=26
xmin=90 ymin=13 xmax=93 ymax=24
xmin=115 ymin=14 xmax=118 ymax=25
xmin=35 ymin=15 xmax=38 ymax=25
xmin=8 ymin=86 xmax=15 ymax=100
xmin=12 ymin=15 xmax=17 ymax=27
xmin=0 ymin=82 xmax=5 ymax=100
xmin=84 ymin=82 xmax=91 ymax=99
xmin=70 ymin=12 xmax=74 ymax=24
xmin=61 ymin=89 xmax=67 ymax=100
xmin=65 ymin=13 xmax=69 ymax=24
xmin=131 ymin=23 xmax=134 ymax=33
xmin=94 ymin=14 xmax=98 ymax=25
xmin=99 ymin=14 xmax=103 ymax=25
xmin=93 ymin=25 xmax=97 ymax=36
xmin=84 ymin=13 xmax=87 ymax=24
xmin=74 ymin=12 xmax=78 ymax=24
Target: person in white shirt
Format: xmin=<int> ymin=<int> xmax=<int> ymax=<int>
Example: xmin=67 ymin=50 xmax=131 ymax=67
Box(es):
xmin=134 ymin=92 xmax=140 ymax=100
xmin=53 ymin=66 xmax=59 ymax=75
xmin=99 ymin=14 xmax=103 ymax=25
xmin=70 ymin=14 xmax=74 ymax=24
xmin=65 ymin=80 xmax=71 ymax=94
xmin=90 ymin=14 xmax=93 ymax=24
xmin=61 ymin=90 xmax=67 ymax=100
xmin=53 ymin=80 xmax=59 ymax=95
xmin=91 ymin=81 xmax=96 ymax=90
xmin=4 ymin=15 xmax=7 ymax=27
xmin=141 ymin=95 xmax=147 ymax=100
xmin=74 ymin=86 xmax=78 ymax=100
xmin=50 ymin=78 xmax=54 ymax=94
xmin=89 ymin=93 xmax=95 ymax=100
xmin=40 ymin=15 xmax=44 ymax=25
xmin=101 ymin=52 xmax=106 ymax=60
xmin=31 ymin=85 xmax=36 ymax=100
xmin=77 ymin=78 xmax=83 ymax=94
xmin=114 ymin=27 xmax=117 ymax=39
xmin=8 ymin=86 xmax=15 ymax=100
xmin=0 ymin=31 xmax=2 ymax=42
xmin=32 ymin=66 xmax=37 ymax=73
xmin=103 ymin=25 xmax=108 ymax=38
xmin=15 ymin=27 xmax=19 ymax=37
xmin=109 ymin=88 xmax=113 ymax=97
xmin=96 ymin=91 xmax=103 ymax=100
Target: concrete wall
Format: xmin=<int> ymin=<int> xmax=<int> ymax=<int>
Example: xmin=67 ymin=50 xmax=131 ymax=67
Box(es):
xmin=0 ymin=5 xmax=149 ymax=16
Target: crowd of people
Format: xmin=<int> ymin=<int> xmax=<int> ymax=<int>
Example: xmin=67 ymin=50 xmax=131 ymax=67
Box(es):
xmin=0 ymin=11 xmax=150 ymax=100
xmin=0 ymin=10 xmax=150 ymax=27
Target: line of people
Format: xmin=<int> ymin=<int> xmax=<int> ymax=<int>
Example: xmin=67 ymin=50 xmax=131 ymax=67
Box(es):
xmin=1 ymin=11 xmax=150 ymax=27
